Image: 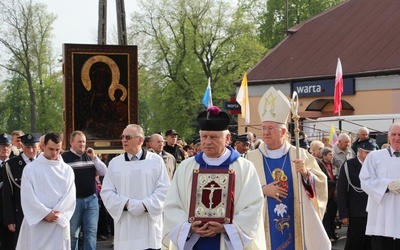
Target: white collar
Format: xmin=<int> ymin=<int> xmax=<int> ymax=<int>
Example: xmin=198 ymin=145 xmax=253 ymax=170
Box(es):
xmin=264 ymin=143 xmax=286 ymax=159
xmin=202 ymin=148 xmax=231 ymax=166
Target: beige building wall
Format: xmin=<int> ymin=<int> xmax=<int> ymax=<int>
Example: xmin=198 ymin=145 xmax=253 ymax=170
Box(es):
xmin=237 ymin=88 xmax=400 ymax=138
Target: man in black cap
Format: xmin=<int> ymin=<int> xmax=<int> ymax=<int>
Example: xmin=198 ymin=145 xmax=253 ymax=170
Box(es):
xmin=3 ymin=133 xmax=40 ymax=249
xmin=164 ymin=129 xmax=185 ymax=164
xmin=192 ymin=137 xmax=201 ymax=155
xmin=351 ymin=127 xmax=379 ymax=154
xmin=337 ymin=139 xmax=377 ymax=250
xmin=0 ymin=134 xmax=12 ymax=165
xmin=163 ymin=106 xmax=266 ymax=249
xmin=0 ymin=133 xmax=12 ymax=250
xmin=233 ymin=134 xmax=250 ymax=157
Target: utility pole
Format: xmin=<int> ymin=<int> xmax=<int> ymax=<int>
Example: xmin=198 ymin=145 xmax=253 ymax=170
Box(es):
xmin=116 ymin=0 xmax=127 ymax=45
xmin=98 ymin=0 xmax=107 ymax=44
xmin=286 ymin=0 xmax=289 ymax=36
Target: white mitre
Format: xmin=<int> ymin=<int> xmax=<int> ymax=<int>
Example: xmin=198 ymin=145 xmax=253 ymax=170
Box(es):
xmin=258 ymin=86 xmax=291 ymax=124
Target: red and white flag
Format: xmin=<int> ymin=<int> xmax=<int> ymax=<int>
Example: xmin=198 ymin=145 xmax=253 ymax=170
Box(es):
xmin=334 ymin=58 xmax=343 ymax=115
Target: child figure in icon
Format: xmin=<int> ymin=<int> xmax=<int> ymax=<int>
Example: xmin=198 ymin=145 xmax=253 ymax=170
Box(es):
xmin=272 ymin=169 xmax=289 ymax=190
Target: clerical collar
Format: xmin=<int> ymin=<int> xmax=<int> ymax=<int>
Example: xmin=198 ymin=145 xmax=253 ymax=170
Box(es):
xmin=128 ymin=148 xmax=143 ymax=160
xmin=264 ymin=143 xmax=286 ymax=159
xmin=202 ymin=148 xmax=231 ymax=166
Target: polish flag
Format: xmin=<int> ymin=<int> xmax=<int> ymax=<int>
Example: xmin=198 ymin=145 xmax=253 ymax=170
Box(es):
xmin=334 ymin=58 xmax=343 ymax=115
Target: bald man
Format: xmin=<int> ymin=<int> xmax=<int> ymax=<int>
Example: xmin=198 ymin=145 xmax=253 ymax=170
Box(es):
xmin=150 ymin=133 xmax=176 ymax=180
xmin=333 ymin=133 xmax=356 ymax=171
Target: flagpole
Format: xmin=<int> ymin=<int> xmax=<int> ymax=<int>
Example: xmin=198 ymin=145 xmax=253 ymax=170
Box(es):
xmin=290 ymin=91 xmax=306 ymax=249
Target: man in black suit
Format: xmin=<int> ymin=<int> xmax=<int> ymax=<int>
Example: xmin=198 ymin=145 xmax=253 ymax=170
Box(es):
xmin=337 ymin=139 xmax=377 ymax=250
xmin=0 ymin=133 xmax=12 ymax=250
xmin=2 ymin=133 xmax=40 ymax=249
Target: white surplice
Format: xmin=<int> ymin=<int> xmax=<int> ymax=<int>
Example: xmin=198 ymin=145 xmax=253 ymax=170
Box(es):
xmin=162 ymin=154 xmax=266 ymax=250
xmin=100 ymin=152 xmax=170 ymax=250
xmin=360 ymin=148 xmax=400 ymax=239
xmin=16 ymin=154 xmax=76 ymax=250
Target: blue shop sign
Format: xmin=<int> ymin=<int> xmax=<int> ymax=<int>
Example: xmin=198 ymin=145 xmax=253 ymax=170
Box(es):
xmin=292 ymin=78 xmax=355 ymax=97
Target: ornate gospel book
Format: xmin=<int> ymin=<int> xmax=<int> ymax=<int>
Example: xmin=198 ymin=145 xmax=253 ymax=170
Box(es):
xmin=188 ymin=169 xmax=235 ymax=224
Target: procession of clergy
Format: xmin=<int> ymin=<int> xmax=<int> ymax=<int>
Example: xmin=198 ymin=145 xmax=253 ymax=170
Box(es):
xmin=1 ymin=86 xmax=400 ymax=250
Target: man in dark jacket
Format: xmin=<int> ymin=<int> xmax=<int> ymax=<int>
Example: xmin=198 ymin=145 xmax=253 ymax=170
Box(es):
xmin=3 ymin=133 xmax=40 ymax=249
xmin=0 ymin=133 xmax=12 ymax=250
xmin=318 ymin=147 xmax=338 ymax=242
xmin=62 ymin=130 xmax=107 ymax=250
xmin=337 ymin=139 xmax=377 ymax=250
xmin=163 ymin=129 xmax=185 ymax=164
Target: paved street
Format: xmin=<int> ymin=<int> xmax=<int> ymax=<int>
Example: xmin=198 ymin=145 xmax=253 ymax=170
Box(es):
xmin=97 ymin=239 xmax=113 ymax=249
xmin=332 ymin=225 xmax=347 ymax=250
xmin=96 ymin=225 xmax=349 ymax=249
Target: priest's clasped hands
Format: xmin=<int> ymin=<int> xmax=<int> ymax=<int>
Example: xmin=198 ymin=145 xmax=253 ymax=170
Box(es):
xmin=190 ymin=221 xmax=226 ymax=237
xmin=125 ymin=200 xmax=147 ymax=215
xmin=44 ymin=210 xmax=59 ymax=223
xmin=388 ymin=179 xmax=400 ymax=194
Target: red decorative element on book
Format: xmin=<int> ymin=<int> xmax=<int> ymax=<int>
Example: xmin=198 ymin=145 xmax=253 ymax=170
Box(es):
xmin=188 ymin=169 xmax=235 ymax=224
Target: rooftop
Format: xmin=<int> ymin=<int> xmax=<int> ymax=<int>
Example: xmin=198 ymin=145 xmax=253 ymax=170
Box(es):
xmin=247 ymin=0 xmax=400 ymax=84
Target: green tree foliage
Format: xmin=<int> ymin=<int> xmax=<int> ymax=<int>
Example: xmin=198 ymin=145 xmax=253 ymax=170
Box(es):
xmin=0 ymin=0 xmax=61 ymax=133
xmin=129 ymin=0 xmax=265 ymax=140
xmin=0 ymin=75 xmax=30 ymax=131
xmin=259 ymin=0 xmax=343 ymax=49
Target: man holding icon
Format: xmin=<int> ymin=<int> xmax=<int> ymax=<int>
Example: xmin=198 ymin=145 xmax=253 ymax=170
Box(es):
xmin=62 ymin=130 xmax=107 ymax=250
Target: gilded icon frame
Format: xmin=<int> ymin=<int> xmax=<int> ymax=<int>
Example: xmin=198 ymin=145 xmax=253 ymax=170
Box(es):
xmin=63 ymin=44 xmax=138 ymax=150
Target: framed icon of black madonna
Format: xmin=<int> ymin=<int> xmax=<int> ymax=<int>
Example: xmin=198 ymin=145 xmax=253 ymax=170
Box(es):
xmin=63 ymin=44 xmax=138 ymax=151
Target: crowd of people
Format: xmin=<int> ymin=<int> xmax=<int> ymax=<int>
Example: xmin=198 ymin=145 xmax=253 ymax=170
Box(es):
xmin=0 ymin=86 xmax=399 ymax=250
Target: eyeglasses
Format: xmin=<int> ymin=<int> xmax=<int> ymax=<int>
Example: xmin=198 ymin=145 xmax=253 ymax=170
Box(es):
xmin=262 ymin=126 xmax=282 ymax=132
xmin=120 ymin=135 xmax=140 ymax=140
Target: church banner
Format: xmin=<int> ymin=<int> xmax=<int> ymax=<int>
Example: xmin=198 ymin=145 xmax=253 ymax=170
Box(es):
xmin=63 ymin=44 xmax=138 ymax=150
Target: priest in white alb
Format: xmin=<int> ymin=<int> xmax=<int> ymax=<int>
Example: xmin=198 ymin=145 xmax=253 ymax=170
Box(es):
xmin=100 ymin=124 xmax=170 ymax=250
xmin=162 ymin=106 xmax=266 ymax=250
xmin=16 ymin=132 xmax=76 ymax=250
xmin=246 ymin=87 xmax=330 ymax=250
xmin=359 ymin=123 xmax=400 ymax=250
